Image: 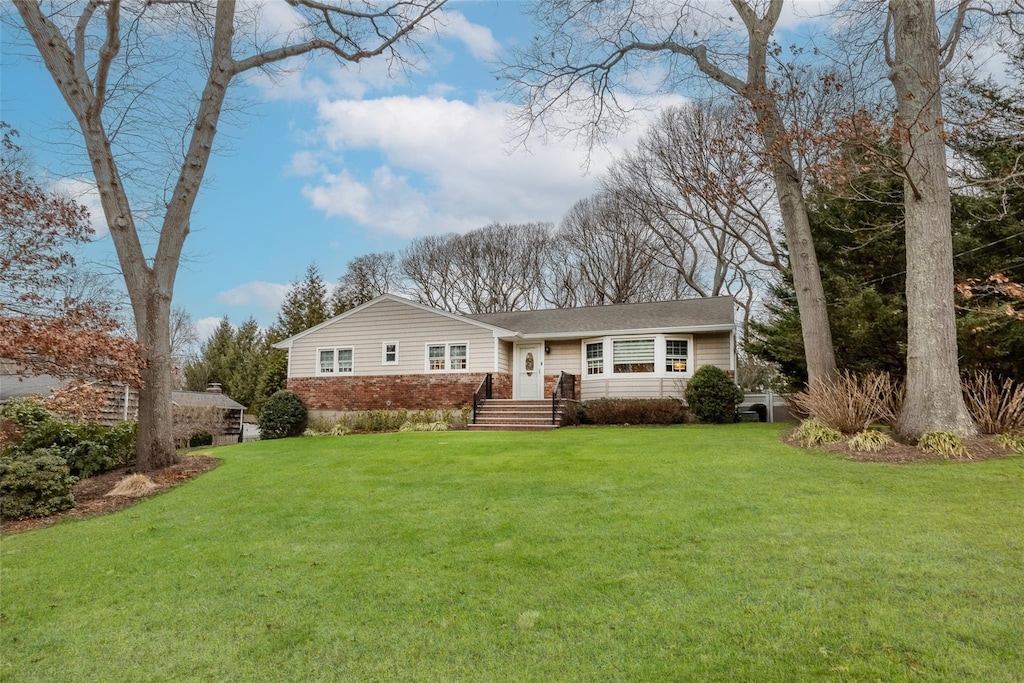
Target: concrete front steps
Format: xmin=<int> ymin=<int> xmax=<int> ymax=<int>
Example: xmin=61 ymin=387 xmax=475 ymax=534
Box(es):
xmin=469 ymin=399 xmax=562 ymax=431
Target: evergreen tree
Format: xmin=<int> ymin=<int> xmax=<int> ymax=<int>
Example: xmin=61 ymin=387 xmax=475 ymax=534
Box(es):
xmin=252 ymin=262 xmax=336 ymax=414
xmin=182 ymin=316 xmax=270 ymax=408
xmin=277 ymin=263 xmax=332 ymax=336
xmin=183 ymin=318 xmax=235 ymax=392
xmin=749 ymin=136 xmax=1024 ymax=383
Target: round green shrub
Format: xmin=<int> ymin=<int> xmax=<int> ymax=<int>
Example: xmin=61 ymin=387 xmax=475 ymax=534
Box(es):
xmin=258 ymin=390 xmax=308 ymax=440
xmin=685 ymin=365 xmax=744 ymax=423
xmin=0 ymin=449 xmax=76 ymax=519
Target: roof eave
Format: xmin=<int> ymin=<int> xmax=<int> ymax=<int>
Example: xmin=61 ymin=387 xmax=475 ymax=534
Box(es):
xmin=502 ymin=323 xmax=736 ymax=340
xmin=273 ymin=294 xmax=515 ymax=348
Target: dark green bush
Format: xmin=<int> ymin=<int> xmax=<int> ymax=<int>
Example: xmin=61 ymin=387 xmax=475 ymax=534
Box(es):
xmin=9 ymin=420 xmax=111 ymax=479
xmin=0 ymin=449 xmax=76 ymax=519
xmin=258 ymin=390 xmax=308 ymax=439
xmin=581 ymin=399 xmax=687 ymax=425
xmin=188 ymin=431 xmax=214 ymax=448
xmin=100 ymin=421 xmax=137 ymax=468
xmin=685 ymin=366 xmax=745 ymax=424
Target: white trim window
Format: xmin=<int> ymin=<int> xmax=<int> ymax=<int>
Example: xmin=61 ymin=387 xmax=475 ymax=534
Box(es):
xmin=665 ymin=338 xmax=689 ymax=373
xmin=613 ymin=338 xmax=655 ymax=374
xmin=382 ymin=341 xmax=399 ymax=365
xmin=317 ymin=347 xmax=353 ymax=375
xmin=585 ymin=341 xmax=604 ymax=376
xmin=426 ymin=342 xmax=469 ymax=372
xmin=581 ymin=334 xmax=694 ymax=378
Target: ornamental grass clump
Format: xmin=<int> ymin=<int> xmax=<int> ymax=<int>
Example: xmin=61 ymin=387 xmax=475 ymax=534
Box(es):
xmin=847 ymin=429 xmax=895 ymax=453
xmin=918 ymin=431 xmax=969 ymax=459
xmin=398 ymin=421 xmax=450 ymax=432
xmin=792 ymin=418 xmax=843 ymax=446
xmin=788 ymin=371 xmax=903 ymax=434
xmin=996 ymin=432 xmax=1024 ymax=454
xmin=105 ymin=474 xmax=157 ymax=498
xmin=961 ymin=371 xmax=1024 ymax=434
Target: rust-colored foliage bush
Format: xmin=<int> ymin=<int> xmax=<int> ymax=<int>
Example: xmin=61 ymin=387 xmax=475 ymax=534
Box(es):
xmin=961 ymin=371 xmax=1024 ymax=434
xmin=788 ymin=371 xmax=903 ymax=434
xmin=1 ymin=124 xmax=142 ymax=417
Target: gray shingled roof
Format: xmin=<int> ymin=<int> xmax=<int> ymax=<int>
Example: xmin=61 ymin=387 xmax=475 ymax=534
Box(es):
xmin=469 ymin=296 xmax=736 ymax=337
xmin=171 ymin=391 xmax=245 ymax=410
xmin=0 ymin=374 xmax=63 ymax=402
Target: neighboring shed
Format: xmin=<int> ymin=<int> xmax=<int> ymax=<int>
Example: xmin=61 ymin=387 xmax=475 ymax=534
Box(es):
xmin=171 ymin=386 xmax=245 ymax=447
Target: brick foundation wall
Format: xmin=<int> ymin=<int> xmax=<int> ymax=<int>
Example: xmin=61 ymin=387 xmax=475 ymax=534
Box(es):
xmin=289 ymin=373 xmax=512 ymax=412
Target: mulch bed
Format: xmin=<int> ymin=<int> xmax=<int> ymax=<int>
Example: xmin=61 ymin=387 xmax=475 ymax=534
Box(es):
xmin=781 ymin=429 xmax=1018 ymax=464
xmin=1 ymin=455 xmax=220 ymax=535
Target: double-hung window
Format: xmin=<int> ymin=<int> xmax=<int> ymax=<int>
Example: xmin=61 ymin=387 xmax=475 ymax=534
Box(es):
xmin=427 ymin=343 xmax=468 ymax=372
xmin=382 ymin=342 xmax=399 ymax=365
xmin=612 ymin=339 xmax=655 ymax=374
xmin=317 ymin=348 xmax=353 ymax=374
xmin=586 ymin=342 xmax=604 ymax=375
xmin=665 ymin=338 xmax=689 ymax=373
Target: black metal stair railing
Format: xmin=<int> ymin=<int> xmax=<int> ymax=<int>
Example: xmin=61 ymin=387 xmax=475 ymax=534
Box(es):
xmin=472 ymin=373 xmax=492 ymax=424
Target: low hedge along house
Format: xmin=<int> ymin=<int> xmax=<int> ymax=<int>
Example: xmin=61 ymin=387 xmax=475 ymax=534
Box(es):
xmin=274 ymin=294 xmax=737 ymax=427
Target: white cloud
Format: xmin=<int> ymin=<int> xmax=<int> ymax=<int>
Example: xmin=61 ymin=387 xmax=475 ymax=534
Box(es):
xmin=435 ymin=11 xmax=501 ymax=61
xmin=287 ymin=150 xmax=326 ymax=177
xmin=295 ymin=92 xmax=686 ymax=237
xmin=195 ymin=316 xmax=227 ymax=343
xmin=216 ymin=281 xmax=291 ymax=311
xmin=243 ymin=9 xmax=498 ymax=103
xmin=49 ymin=177 xmax=109 ymax=239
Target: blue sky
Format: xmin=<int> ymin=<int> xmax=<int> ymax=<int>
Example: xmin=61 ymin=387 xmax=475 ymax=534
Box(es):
xmin=2 ymin=1 xmax=874 ymax=342
xmin=3 ymin=1 xmax=652 ymax=341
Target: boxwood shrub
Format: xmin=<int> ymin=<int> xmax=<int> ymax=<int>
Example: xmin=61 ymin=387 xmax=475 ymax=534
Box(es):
xmin=685 ymin=365 xmax=744 ymax=423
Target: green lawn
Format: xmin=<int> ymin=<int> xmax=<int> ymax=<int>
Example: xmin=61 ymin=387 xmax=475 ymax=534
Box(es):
xmin=2 ymin=424 xmax=1022 ymax=682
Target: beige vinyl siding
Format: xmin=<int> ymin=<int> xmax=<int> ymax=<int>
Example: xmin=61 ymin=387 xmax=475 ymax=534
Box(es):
xmin=288 ymin=298 xmax=497 ymax=377
xmin=543 ymin=339 xmax=582 ymax=375
xmin=694 ymin=332 xmax=732 ymax=370
xmin=496 ymin=340 xmax=512 ymax=373
xmin=581 ymin=377 xmax=687 ymax=400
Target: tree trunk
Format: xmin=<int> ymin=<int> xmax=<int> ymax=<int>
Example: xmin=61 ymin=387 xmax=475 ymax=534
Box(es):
xmin=889 ymin=0 xmax=977 ymax=439
xmin=135 ymin=283 xmax=177 ymax=470
xmin=768 ymin=135 xmax=838 ymax=386
xmin=741 ymin=17 xmax=838 ymax=386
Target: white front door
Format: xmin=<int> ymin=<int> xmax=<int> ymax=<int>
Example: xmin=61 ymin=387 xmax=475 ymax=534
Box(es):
xmin=514 ymin=342 xmax=544 ymax=400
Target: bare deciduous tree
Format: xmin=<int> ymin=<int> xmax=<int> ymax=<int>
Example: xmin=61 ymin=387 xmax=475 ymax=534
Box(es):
xmin=331 ymin=252 xmax=404 ymax=313
xmin=13 ymin=0 xmax=447 ymax=469
xmin=401 ymin=223 xmax=551 ymax=313
xmin=504 ymin=0 xmax=838 ymax=384
xmin=556 ymin=191 xmax=680 ymax=305
xmin=606 ymin=102 xmax=782 ymax=325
